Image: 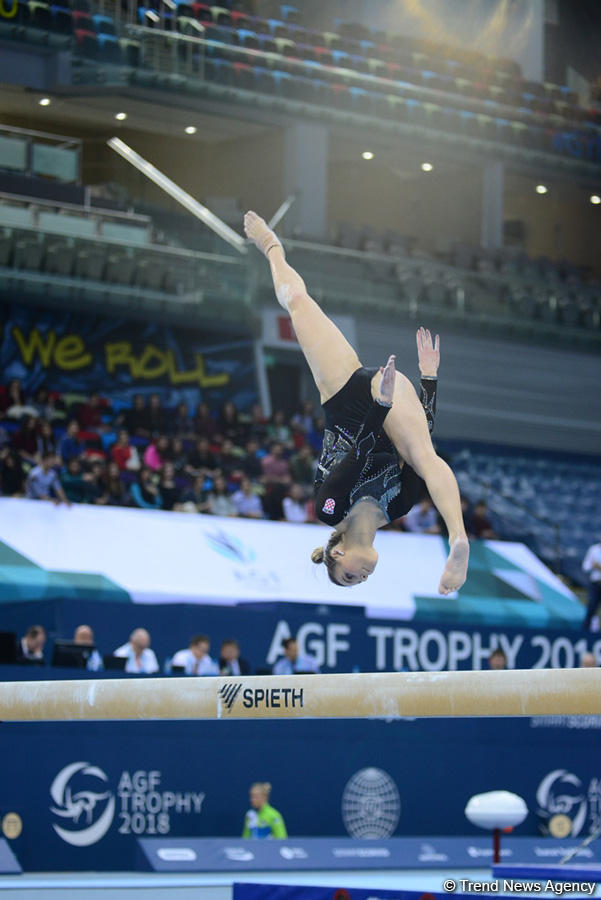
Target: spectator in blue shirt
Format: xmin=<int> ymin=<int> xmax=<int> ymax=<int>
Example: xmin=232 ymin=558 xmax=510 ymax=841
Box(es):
xmin=273 ymin=638 xmax=320 ymax=675
xmin=58 ymin=419 xmax=84 ymax=463
xmin=26 ymin=453 xmax=70 ymax=505
xmin=130 ymin=467 xmax=162 ymax=510
xmin=73 ymin=624 xmax=103 ymax=672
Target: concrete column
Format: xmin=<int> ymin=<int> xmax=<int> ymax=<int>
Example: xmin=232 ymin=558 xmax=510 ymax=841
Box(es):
xmin=481 ymin=160 xmax=504 ymax=250
xmin=283 ymin=122 xmax=328 ymax=239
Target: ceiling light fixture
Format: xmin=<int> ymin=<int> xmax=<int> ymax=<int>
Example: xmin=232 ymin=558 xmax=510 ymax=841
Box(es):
xmin=185 ymin=126 xmax=197 ymax=134
xmin=38 ymin=97 xmax=51 ymax=107
xmin=590 ymin=194 xmax=601 ymax=205
xmin=362 ymin=151 xmax=374 ymax=160
xmin=115 ymin=112 xmax=127 ymax=121
xmin=535 ymin=184 xmax=548 ymax=194
xmin=421 ymin=162 xmax=433 ymax=172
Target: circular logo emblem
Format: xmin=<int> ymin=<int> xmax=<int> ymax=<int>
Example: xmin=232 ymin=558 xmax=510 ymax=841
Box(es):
xmin=549 ymin=814 xmax=572 ymax=838
xmin=341 ymin=767 xmax=401 ymax=838
xmin=50 ymin=762 xmax=115 ymax=847
xmin=2 ymin=813 xmax=22 ymax=839
xmin=536 ymin=769 xmax=587 ymax=837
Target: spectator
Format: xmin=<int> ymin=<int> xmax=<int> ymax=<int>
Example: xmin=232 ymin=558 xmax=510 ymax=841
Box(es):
xmin=246 ymin=403 xmax=268 ymax=442
xmin=403 ymin=497 xmax=440 ymax=534
xmin=582 ymin=536 xmax=601 ymax=631
xmin=207 ymin=475 xmax=237 ymax=517
xmin=170 ymin=437 xmax=189 ymax=476
xmin=219 ymin=639 xmax=250 ymax=676
xmin=159 ymin=462 xmax=181 ymax=511
xmin=218 ymin=438 xmax=245 ymax=480
xmin=219 ymin=401 xmax=245 ymax=446
xmin=171 ymin=634 xmax=218 ymax=675
xmin=470 ymin=499 xmax=497 ymax=540
xmin=36 ymin=420 xmax=57 ymax=458
xmin=144 ymin=435 xmax=170 ymax=472
xmin=147 ymin=394 xmax=166 ymax=435
xmin=61 ymin=458 xmax=88 ymax=504
xmin=111 ymin=429 xmax=141 ymax=472
xmin=232 ymin=477 xmax=264 ymax=518
xmin=0 ymin=378 xmax=25 ymax=415
xmin=73 ymin=624 xmax=103 ymax=672
xmin=267 ymin=410 xmax=293 ymax=449
xmin=194 ymin=402 xmax=218 ymax=440
xmin=488 ymin=649 xmax=507 ymax=670
xmin=130 ymin=468 xmax=162 ymax=510
xmin=26 ymin=452 xmax=70 ymax=505
xmin=113 ymin=628 xmax=159 ymax=674
xmin=289 ymin=444 xmax=316 ymax=488
xmin=243 ymin=783 xmax=287 ymax=839
xmin=580 ymin=652 xmax=597 ymax=668
xmin=306 ymin=415 xmax=325 ymax=454
xmin=59 ymin=420 xmax=84 ymax=464
xmin=291 ymin=400 xmax=315 ymax=435
xmin=171 ymin=402 xmax=192 ymax=437
xmin=282 ymin=484 xmax=310 ymax=523
xmin=186 ymin=436 xmax=219 ymax=479
xmin=31 ymin=386 xmax=62 ymax=422
xmin=179 ymin=475 xmax=210 ymax=513
xmin=0 ymin=448 xmax=25 ymax=496
xmin=100 ymin=461 xmax=129 ymax=506
xmin=241 ymin=438 xmax=264 ymax=481
xmin=12 ymin=415 xmax=39 ymax=466
xmin=122 ymin=394 xmax=150 ymax=438
xmin=78 ymin=391 xmax=105 ymax=431
xmin=17 ymin=625 xmax=46 ymax=665
xmin=273 ymin=637 xmax=320 ymax=675
xmin=261 ymin=442 xmax=291 ymax=486
xmin=460 ymin=495 xmax=472 ymax=534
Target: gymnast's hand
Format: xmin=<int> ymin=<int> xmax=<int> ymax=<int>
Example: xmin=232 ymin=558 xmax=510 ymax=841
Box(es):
xmin=378 ymin=355 xmax=396 ymax=405
xmin=416 ymin=326 xmax=440 ymax=377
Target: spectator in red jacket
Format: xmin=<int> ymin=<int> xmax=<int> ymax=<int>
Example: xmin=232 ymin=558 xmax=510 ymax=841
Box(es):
xmin=111 ymin=429 xmax=141 ymax=471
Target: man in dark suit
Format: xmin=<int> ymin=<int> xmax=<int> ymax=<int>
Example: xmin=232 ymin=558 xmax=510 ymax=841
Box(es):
xmin=17 ymin=625 xmax=46 ymax=665
xmin=219 ymin=639 xmax=250 ymax=676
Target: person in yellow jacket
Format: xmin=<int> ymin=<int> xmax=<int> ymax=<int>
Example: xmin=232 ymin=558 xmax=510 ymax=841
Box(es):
xmin=242 ymin=782 xmax=287 ymax=839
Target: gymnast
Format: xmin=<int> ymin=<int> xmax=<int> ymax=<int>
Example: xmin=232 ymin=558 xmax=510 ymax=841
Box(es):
xmin=244 ymin=211 xmax=469 ymax=594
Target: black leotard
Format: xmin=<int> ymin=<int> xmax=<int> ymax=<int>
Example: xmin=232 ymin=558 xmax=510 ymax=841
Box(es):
xmin=314 ymin=368 xmax=438 ymax=526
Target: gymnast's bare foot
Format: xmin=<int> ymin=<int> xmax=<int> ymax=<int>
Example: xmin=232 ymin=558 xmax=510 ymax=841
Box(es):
xmin=439 ymin=536 xmax=469 ymax=595
xmin=244 ymin=211 xmax=283 ymax=258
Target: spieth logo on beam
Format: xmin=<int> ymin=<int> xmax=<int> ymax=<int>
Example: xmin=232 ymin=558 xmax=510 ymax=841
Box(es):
xmin=218 ymin=683 xmax=305 ymax=713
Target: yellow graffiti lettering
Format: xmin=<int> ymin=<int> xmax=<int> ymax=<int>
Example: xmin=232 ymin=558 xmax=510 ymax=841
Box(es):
xmin=12 ymin=327 xmax=56 ymax=368
xmin=193 ymin=352 xmax=229 ymax=387
xmin=0 ymin=0 xmax=18 ymax=19
xmin=105 ymin=342 xmax=135 ymax=375
xmin=54 ymin=335 xmax=92 ymax=370
xmin=133 ymin=345 xmax=168 ymax=380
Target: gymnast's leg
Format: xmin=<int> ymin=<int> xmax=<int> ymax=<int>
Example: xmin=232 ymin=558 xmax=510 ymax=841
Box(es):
xmin=244 ymin=211 xmax=360 ymax=403
xmin=372 ymin=370 xmax=469 ymax=595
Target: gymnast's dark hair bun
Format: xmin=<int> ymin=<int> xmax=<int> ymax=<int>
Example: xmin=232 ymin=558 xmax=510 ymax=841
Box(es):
xmin=311 ymin=546 xmax=324 ymax=564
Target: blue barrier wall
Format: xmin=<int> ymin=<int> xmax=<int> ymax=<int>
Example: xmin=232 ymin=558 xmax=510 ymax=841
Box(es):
xmin=0 ymin=688 xmax=599 ymax=871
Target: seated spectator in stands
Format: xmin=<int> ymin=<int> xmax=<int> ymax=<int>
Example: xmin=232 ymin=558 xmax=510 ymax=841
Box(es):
xmin=172 ymin=634 xmax=218 ymax=675
xmin=61 ymin=458 xmax=88 ymax=504
xmin=1 ymin=378 xmax=25 ymax=416
xmin=582 ymin=535 xmax=601 ymax=631
xmin=130 ymin=467 xmax=162 ymax=510
xmin=291 ymin=400 xmax=315 ymax=436
xmin=273 ymin=637 xmax=320 ymax=675
xmin=111 ymin=429 xmax=141 ymax=471
xmin=26 ymin=452 xmax=70 ymax=505
xmin=17 ymin=625 xmax=46 ymax=665
xmin=78 ymin=391 xmax=105 ymax=431
xmin=488 ymin=649 xmax=507 ymax=670
xmin=219 ymin=639 xmax=250 ymax=676
xmin=59 ymin=419 xmax=85 ymax=464
xmin=243 ymin=782 xmax=287 ymax=840
xmin=0 ymin=448 xmax=25 ymax=496
xmin=245 ymin=403 xmax=268 ymax=442
xmin=580 ymin=652 xmax=597 ymax=668
xmin=147 ymin=393 xmax=166 ymax=435
xmin=100 ymin=461 xmax=129 ymax=507
xmin=232 ymin=476 xmax=264 ymax=518
xmin=12 ymin=415 xmax=39 ymax=466
xmin=113 ymin=628 xmax=159 ymax=674
xmin=170 ymin=437 xmax=189 ymax=476
xmin=170 ymin=402 xmax=192 ymax=437
xmin=470 ymin=499 xmax=497 ymax=540
xmin=194 ymin=402 xmax=218 ymax=440
xmin=207 ymin=475 xmax=237 ymax=517
xmin=122 ymin=394 xmax=151 ymax=438
xmin=218 ymin=438 xmax=245 ymax=480
xmin=306 ymin=415 xmax=325 ymax=454
xmin=241 ymin=438 xmax=264 ymax=481
xmin=73 ymin=624 xmax=103 ymax=672
xmin=36 ymin=420 xmax=57 ymax=459
xmin=460 ymin=495 xmax=472 ymax=534
xmin=179 ymin=475 xmax=210 ymax=513
xmin=159 ymin=462 xmax=181 ymax=511
xmin=261 ymin=442 xmax=291 ymax=486
xmin=282 ymin=484 xmax=310 ymax=524
xmin=290 ymin=444 xmax=316 ymax=488
xmin=186 ymin=436 xmax=219 ymax=479
xmin=31 ymin=386 xmax=62 ymax=422
xmin=219 ymin=401 xmax=246 ymax=446
xmin=403 ymin=496 xmax=440 ymax=534
xmin=267 ymin=410 xmax=293 ymax=449
xmin=144 ymin=434 xmax=170 ymax=472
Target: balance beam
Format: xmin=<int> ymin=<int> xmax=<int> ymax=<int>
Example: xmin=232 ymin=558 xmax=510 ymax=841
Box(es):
xmin=0 ymin=669 xmax=598 ymax=721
